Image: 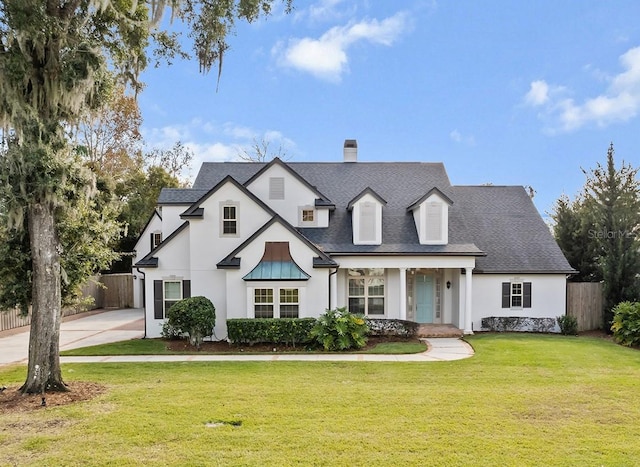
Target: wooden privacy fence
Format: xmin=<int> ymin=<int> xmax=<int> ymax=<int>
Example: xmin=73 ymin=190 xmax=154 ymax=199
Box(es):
xmin=101 ymin=273 xmax=134 ymax=309
xmin=566 ymin=282 xmax=603 ymax=331
xmin=0 ymin=273 xmax=134 ymax=333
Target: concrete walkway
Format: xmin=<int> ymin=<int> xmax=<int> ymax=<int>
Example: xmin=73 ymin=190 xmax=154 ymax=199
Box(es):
xmin=0 ymin=308 xmax=474 ymax=366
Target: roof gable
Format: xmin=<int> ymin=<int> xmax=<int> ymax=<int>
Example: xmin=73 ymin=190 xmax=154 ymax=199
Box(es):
xmin=244 ymin=157 xmax=333 ymax=206
xmin=407 ymin=187 xmax=454 ymax=211
xmin=134 ymin=221 xmax=189 ymax=268
xmin=181 ymin=175 xmax=276 ymax=219
xmin=347 ymin=187 xmax=387 ymax=210
xmin=217 ymin=216 xmax=337 ymax=269
xmin=133 ymin=209 xmax=162 ymax=251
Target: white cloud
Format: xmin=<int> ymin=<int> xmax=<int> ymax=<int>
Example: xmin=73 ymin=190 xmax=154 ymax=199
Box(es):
xmin=449 ymin=129 xmax=475 ymax=146
xmin=306 ymin=0 xmax=344 ymax=21
xmin=524 ymin=80 xmax=549 ymax=106
xmin=223 ymin=123 xmax=258 ymax=140
xmin=274 ymin=11 xmax=411 ymax=82
xmin=526 ymin=46 xmax=640 ymax=132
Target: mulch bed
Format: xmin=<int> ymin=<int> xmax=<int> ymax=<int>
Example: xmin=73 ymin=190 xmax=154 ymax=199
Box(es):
xmin=165 ymin=335 xmax=419 ymax=353
xmin=0 ymin=382 xmax=106 ymax=414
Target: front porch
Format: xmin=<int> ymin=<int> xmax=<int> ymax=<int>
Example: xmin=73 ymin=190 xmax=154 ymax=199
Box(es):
xmin=334 ymin=262 xmax=475 ymax=334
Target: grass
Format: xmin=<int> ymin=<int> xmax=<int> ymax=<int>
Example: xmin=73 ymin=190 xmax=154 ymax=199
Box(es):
xmin=60 ymin=338 xmax=173 ymax=356
xmin=59 ymin=337 xmax=428 ymax=356
xmin=3 ymin=333 xmax=640 ymax=466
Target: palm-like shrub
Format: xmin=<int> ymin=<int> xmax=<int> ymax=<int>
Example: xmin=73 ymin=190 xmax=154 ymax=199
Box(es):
xmin=310 ymin=307 xmax=369 ymax=351
xmin=611 ymin=301 xmax=640 ymax=346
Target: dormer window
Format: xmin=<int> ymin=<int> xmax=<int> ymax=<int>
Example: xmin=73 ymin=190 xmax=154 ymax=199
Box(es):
xmin=348 ymin=188 xmax=386 ymax=246
xmin=407 ymin=188 xmax=452 ymax=245
xmin=425 ymin=201 xmax=443 ymax=242
xmin=359 ymin=202 xmax=376 ymax=242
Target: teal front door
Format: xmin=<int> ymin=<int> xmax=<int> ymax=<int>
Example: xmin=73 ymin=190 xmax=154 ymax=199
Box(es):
xmin=416 ymin=275 xmax=434 ymax=323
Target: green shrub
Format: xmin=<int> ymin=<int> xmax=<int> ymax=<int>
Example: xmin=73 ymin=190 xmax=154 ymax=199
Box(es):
xmin=227 ymin=318 xmax=316 ymax=347
xmin=611 ymin=301 xmax=640 ymax=346
xmin=165 ymin=296 xmax=216 ymax=350
xmin=557 ymin=315 xmax=578 ymax=336
xmin=310 ymin=307 xmax=369 ymax=351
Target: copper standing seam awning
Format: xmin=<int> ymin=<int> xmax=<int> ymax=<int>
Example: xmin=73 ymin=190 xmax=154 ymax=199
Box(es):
xmin=243 ymin=242 xmax=311 ymax=281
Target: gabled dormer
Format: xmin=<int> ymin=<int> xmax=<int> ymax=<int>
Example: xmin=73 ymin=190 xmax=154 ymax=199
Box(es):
xmin=407 ymin=187 xmax=452 ymax=245
xmin=244 ymin=158 xmax=334 ymax=228
xmin=347 ymin=188 xmax=386 ymax=245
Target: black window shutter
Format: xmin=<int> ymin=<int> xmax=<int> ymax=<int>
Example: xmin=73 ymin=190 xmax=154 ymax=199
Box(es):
xmin=183 ymin=280 xmax=191 ymax=299
xmin=501 ymin=282 xmax=510 ymax=308
xmin=150 ymin=233 xmax=154 ymax=251
xmin=153 ymin=280 xmax=163 ymax=319
xmin=523 ymin=282 xmax=532 ymax=308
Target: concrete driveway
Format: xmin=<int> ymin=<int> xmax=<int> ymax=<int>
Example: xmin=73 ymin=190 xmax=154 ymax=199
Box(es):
xmin=0 ymin=308 xmax=144 ymax=366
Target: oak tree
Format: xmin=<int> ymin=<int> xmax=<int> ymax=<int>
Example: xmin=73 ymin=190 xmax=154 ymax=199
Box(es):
xmin=0 ymin=0 xmax=291 ymax=394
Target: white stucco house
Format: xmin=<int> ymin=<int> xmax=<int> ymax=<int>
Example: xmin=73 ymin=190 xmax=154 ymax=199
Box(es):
xmin=133 ymin=140 xmax=575 ymax=339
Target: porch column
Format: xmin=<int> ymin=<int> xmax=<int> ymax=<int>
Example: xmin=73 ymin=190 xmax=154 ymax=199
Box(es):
xmin=399 ymin=268 xmax=407 ymax=320
xmin=330 ymin=269 xmax=338 ymax=310
xmin=464 ymin=267 xmax=473 ymax=334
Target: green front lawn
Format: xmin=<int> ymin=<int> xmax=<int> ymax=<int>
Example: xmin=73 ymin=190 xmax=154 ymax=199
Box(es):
xmin=3 ymin=333 xmax=640 ymax=466
xmin=59 ymin=337 xmax=428 ymax=356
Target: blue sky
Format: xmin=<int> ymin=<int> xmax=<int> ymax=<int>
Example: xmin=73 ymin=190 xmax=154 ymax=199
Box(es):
xmin=138 ymin=0 xmax=640 ymax=220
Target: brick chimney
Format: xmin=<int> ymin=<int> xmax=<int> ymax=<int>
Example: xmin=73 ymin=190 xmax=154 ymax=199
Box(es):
xmin=343 ymin=139 xmax=357 ymax=162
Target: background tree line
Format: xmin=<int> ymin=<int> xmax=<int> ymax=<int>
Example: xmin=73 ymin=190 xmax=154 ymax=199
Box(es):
xmin=552 ymin=143 xmax=640 ymax=327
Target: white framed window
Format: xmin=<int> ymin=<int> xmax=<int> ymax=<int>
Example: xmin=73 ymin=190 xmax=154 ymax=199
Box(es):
xmin=501 ymin=281 xmax=532 ymax=309
xmin=298 ymin=206 xmax=317 ymax=226
xmin=348 ymin=268 xmax=385 ymax=316
xmin=164 ymin=280 xmax=182 ymax=315
xmin=220 ymin=202 xmax=239 ymax=237
xmin=302 ymin=209 xmax=314 ymax=222
xmin=152 ymin=232 xmax=162 ymax=249
xmin=511 ymin=282 xmax=523 ymax=308
xmin=279 ymin=288 xmax=299 ymax=318
xmin=269 ymin=177 xmax=285 ymax=200
xmin=254 ymin=288 xmax=274 ymax=318
xmin=253 ymin=287 xmax=300 ymax=318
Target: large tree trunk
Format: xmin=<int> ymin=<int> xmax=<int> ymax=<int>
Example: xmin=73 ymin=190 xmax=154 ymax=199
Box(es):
xmin=20 ymin=202 xmax=66 ymax=394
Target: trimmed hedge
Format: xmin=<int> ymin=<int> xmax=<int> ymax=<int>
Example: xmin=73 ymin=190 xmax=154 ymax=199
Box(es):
xmin=481 ymin=316 xmax=558 ymax=333
xmin=227 ymin=318 xmax=316 ymax=347
xmin=365 ymin=318 xmax=419 ymax=337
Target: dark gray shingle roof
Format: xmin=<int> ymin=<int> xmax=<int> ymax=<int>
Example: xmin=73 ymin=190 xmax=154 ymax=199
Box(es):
xmin=453 ymin=186 xmax=574 ymax=273
xmin=158 ymin=188 xmax=208 ymax=205
xmin=185 ymin=161 xmax=572 ymax=273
